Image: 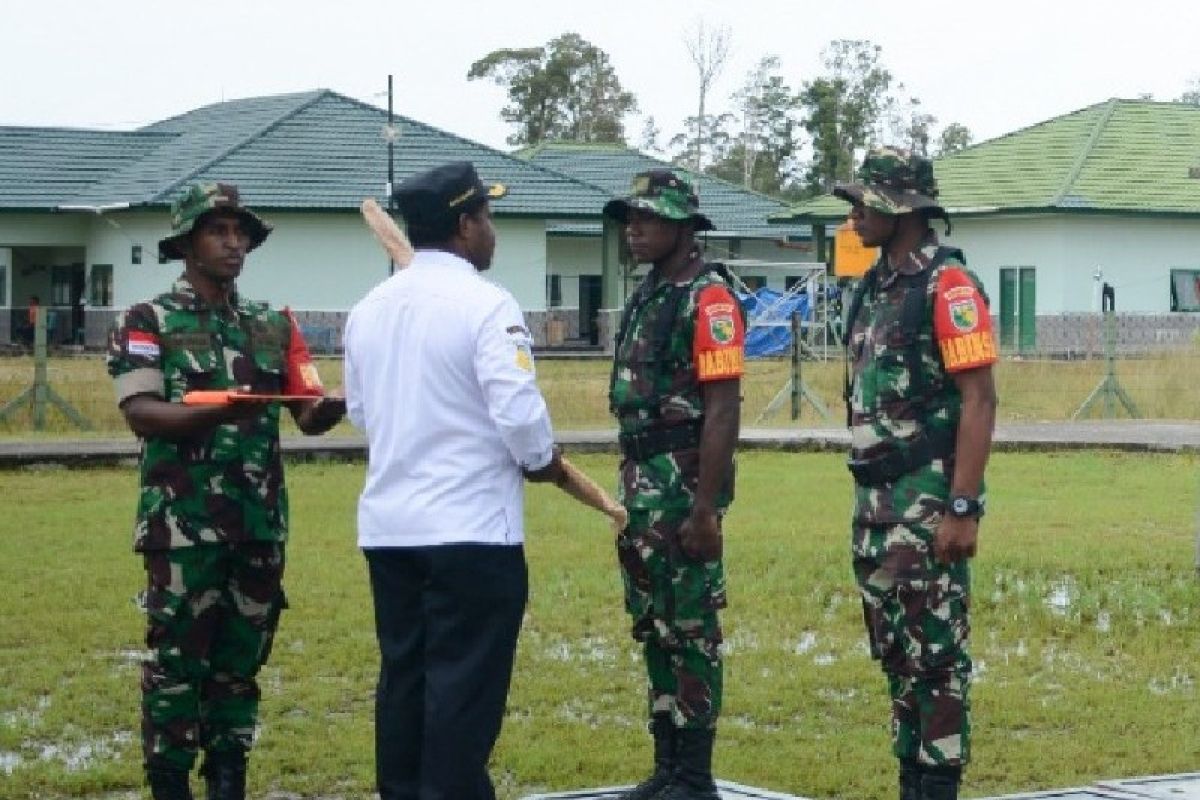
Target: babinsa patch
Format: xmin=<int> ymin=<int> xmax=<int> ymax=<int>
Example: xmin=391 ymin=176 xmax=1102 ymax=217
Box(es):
xmin=949 ymin=298 xmax=978 ymax=332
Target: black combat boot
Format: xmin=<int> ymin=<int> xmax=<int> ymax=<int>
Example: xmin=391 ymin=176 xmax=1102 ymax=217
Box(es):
xmin=898 ymin=758 xmax=922 ymax=800
xmin=200 ymin=749 xmax=247 ymax=800
xmin=921 ymin=765 xmax=962 ymax=800
xmin=622 ymin=713 xmax=676 ymax=799
xmin=655 ymin=728 xmax=719 ymax=800
xmin=146 ymin=763 xmax=194 ymax=800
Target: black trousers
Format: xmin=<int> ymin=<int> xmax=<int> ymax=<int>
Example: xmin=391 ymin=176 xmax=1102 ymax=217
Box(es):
xmin=364 ymin=544 xmax=528 ymax=800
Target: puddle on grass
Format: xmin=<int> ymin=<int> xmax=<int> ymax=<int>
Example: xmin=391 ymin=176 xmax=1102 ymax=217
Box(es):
xmin=0 ymin=751 xmax=22 ymax=775
xmin=6 ymin=731 xmax=133 ymax=774
xmin=792 ymin=631 xmax=817 ymax=655
xmin=1 ymin=695 xmax=51 ymax=728
xmin=1044 ymin=577 xmax=1075 ymax=616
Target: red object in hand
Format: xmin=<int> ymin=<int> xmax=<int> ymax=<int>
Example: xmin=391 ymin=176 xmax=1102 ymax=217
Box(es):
xmin=282 ymin=307 xmax=324 ymax=397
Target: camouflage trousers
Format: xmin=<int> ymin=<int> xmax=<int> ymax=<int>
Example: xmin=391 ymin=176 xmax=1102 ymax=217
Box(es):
xmin=139 ymin=542 xmax=287 ymax=770
xmin=617 ymin=507 xmax=725 ymax=730
xmin=852 ymin=518 xmax=971 ymax=767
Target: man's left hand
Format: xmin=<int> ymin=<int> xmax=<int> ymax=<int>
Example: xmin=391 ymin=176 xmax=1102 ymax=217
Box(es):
xmin=933 ymin=514 xmax=978 ymax=564
xmin=679 ymin=507 xmax=722 ymax=562
xmin=294 ymin=394 xmax=346 ymax=434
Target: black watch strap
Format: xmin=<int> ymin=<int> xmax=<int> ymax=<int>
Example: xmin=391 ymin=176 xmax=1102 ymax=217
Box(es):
xmin=948 ymin=495 xmax=984 ymax=518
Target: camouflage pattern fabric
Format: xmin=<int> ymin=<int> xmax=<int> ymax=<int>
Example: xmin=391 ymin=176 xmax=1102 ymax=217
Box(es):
xmin=107 ymin=277 xmax=293 ymax=551
xmin=847 ymin=246 xmax=987 ymax=524
xmin=853 ymin=518 xmax=971 ymax=765
xmin=609 ymin=258 xmax=738 ymax=730
xmin=618 ymin=507 xmax=724 ymax=729
xmin=833 ymin=146 xmax=945 ymax=218
xmin=158 ymin=182 xmax=272 ymax=260
xmin=140 ymin=542 xmax=286 ymax=769
xmin=602 ymin=169 xmax=715 ymax=231
xmin=847 ymin=245 xmax=982 ymax=767
xmin=610 ymin=257 xmax=736 ymax=511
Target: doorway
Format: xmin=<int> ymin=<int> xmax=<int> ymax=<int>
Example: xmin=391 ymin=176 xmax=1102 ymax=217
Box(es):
xmin=579 ymin=275 xmax=602 ymax=345
xmin=999 ymin=266 xmax=1036 ymax=353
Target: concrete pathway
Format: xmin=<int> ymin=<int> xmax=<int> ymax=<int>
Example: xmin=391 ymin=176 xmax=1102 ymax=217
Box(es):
xmin=1 ymin=420 xmax=1198 ymax=468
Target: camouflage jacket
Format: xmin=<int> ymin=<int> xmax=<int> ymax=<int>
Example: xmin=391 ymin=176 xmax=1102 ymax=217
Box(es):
xmin=609 ymin=256 xmax=737 ymax=511
xmin=107 ymin=277 xmax=292 ymax=551
xmin=847 ymin=245 xmax=987 ymax=524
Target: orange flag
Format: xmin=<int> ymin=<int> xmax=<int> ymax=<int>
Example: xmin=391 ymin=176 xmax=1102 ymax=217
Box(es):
xmin=282 ymin=307 xmax=324 ymax=397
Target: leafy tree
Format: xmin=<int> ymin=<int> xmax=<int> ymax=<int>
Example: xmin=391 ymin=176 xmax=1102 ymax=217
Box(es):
xmin=669 ymin=113 xmax=736 ymax=169
xmin=706 ymin=56 xmax=802 ymax=197
xmin=886 ymin=92 xmax=936 ymax=156
xmin=798 ymin=39 xmax=894 ymax=193
xmin=467 ymin=32 xmax=638 ymax=146
xmin=638 ymin=115 xmax=663 ymax=155
xmin=682 ymin=20 xmax=732 ymax=170
xmin=936 ymin=122 xmax=974 ymax=156
xmin=1178 ymin=77 xmax=1200 ymax=105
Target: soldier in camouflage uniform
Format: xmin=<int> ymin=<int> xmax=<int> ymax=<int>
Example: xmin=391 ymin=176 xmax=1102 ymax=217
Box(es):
xmin=836 ymin=148 xmax=998 ymax=800
xmin=603 ymin=170 xmax=745 ymax=800
xmin=107 ymin=183 xmax=345 ymax=800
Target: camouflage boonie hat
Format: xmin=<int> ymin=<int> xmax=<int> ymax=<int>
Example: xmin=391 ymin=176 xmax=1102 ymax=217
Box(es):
xmin=157 ymin=182 xmax=273 ymax=260
xmin=603 ymin=169 xmax=715 ymax=232
xmin=834 ymin=146 xmax=946 ymax=218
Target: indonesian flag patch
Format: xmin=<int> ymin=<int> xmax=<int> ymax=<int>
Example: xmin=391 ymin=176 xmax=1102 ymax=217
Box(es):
xmin=127 ymin=330 xmax=161 ymax=359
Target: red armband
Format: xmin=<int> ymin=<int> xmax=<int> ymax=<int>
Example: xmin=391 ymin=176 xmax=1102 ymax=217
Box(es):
xmin=933 ymin=269 xmax=998 ymax=372
xmin=693 ymin=285 xmax=745 ymax=382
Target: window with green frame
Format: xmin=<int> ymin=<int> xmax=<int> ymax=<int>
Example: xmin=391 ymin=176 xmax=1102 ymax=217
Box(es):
xmin=90 ymin=264 xmax=114 ymax=307
xmin=1170 ymin=269 xmax=1200 ymax=312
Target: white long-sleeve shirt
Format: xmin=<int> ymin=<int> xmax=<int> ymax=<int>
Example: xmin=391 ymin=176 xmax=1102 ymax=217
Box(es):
xmin=344 ymin=250 xmax=555 ymax=547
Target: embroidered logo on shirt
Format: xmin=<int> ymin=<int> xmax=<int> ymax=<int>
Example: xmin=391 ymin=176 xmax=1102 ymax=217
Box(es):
xmin=127 ymin=331 xmax=160 ymax=359
xmin=709 ymin=313 xmax=735 ymax=344
xmin=949 ymin=298 xmax=979 ymax=332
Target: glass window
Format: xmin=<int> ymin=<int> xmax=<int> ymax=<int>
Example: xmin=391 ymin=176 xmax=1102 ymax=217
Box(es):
xmin=90 ymin=264 xmax=114 ymax=307
xmin=51 ymin=265 xmax=73 ymax=305
xmin=741 ymin=275 xmax=766 ymax=291
xmin=0 ymin=265 xmax=6 ymax=306
xmin=1170 ymin=269 xmax=1200 ymax=312
xmin=546 ymin=274 xmax=562 ymax=308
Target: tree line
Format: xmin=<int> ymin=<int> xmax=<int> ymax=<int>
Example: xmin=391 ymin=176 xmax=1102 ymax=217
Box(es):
xmin=468 ymin=33 xmax=977 ymax=201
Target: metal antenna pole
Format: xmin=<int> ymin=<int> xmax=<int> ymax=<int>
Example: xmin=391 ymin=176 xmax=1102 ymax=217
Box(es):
xmin=387 ymin=73 xmax=396 ymax=277
xmin=1071 ymin=288 xmax=1140 ymax=420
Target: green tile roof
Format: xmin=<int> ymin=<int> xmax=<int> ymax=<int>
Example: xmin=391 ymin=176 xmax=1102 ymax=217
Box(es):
xmin=0 ymin=127 xmax=173 ymax=209
xmin=0 ymin=90 xmax=611 ymax=217
xmin=775 ymin=99 xmax=1200 ymax=222
xmin=517 ymin=141 xmax=809 ymax=238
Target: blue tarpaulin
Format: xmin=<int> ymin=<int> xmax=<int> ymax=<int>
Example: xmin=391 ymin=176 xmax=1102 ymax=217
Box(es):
xmin=738 ymin=288 xmax=811 ymax=358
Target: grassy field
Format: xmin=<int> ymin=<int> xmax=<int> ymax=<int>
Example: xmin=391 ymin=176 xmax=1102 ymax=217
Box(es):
xmin=1 ymin=452 xmax=1198 ymax=799
xmin=2 ymin=349 xmax=1200 ymax=436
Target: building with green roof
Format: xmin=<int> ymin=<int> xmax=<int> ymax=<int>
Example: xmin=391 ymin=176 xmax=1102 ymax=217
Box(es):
xmin=517 ymin=142 xmax=817 ymax=342
xmin=0 ymin=90 xmax=614 ymax=347
xmin=775 ymin=99 xmax=1200 ymax=351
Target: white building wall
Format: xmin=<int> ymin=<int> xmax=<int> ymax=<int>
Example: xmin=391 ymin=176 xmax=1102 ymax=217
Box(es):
xmin=946 ymin=214 xmax=1200 ymax=314
xmin=547 ymin=234 xmax=808 ymax=301
xmin=546 ymin=236 xmax=596 ymax=308
xmin=76 ymin=210 xmax=546 ymax=311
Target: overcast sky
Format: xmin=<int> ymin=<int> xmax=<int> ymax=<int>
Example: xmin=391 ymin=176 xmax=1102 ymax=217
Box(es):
xmin=3 ymin=0 xmax=1198 ymax=155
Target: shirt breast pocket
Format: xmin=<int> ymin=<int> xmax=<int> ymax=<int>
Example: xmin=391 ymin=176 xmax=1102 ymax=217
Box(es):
xmin=250 ymin=351 xmax=285 ymax=395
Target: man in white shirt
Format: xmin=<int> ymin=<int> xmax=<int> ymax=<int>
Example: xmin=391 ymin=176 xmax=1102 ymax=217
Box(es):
xmin=343 ymin=161 xmax=563 ymax=800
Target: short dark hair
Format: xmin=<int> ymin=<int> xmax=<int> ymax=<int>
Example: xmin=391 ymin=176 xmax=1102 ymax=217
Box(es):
xmin=406 ymin=199 xmax=487 ymax=248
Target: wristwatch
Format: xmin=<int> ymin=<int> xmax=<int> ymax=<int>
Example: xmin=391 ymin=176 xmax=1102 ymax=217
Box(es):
xmin=948 ymin=495 xmax=984 ymax=519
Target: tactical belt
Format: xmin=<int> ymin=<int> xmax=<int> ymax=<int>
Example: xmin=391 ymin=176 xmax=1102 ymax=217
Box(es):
xmin=619 ymin=420 xmax=704 ymax=461
xmin=847 ymin=428 xmax=954 ymax=487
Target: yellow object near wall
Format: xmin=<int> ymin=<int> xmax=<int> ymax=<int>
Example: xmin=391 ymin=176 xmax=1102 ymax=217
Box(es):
xmin=833 ymin=222 xmax=878 ymax=277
